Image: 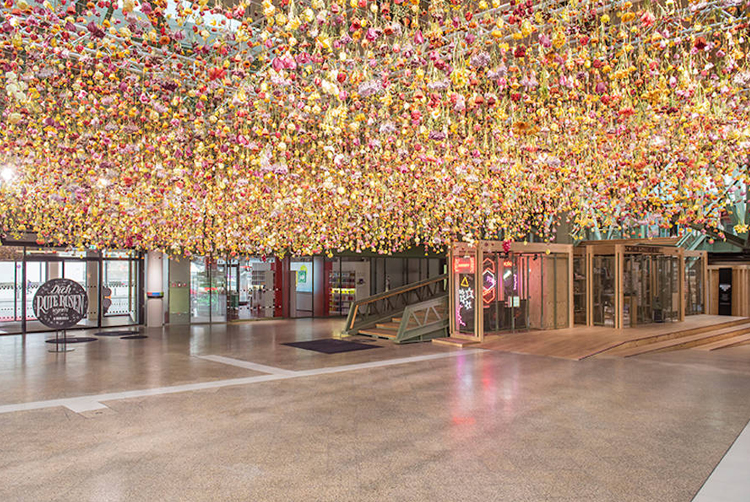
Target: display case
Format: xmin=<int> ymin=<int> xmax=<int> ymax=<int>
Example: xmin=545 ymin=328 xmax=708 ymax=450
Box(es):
xmin=329 ymin=270 xmax=356 ymax=315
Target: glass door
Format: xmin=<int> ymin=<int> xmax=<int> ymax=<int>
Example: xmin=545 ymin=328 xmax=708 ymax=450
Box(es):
xmin=190 ymin=258 xmax=211 ymax=323
xmin=102 ymin=258 xmax=139 ymax=327
xmin=210 ymin=259 xmax=227 ymax=323
xmin=592 ymin=256 xmax=615 ymax=327
xmin=482 ymin=254 xmax=501 ymax=332
xmin=226 ymin=260 xmax=240 ymax=321
xmin=245 ymin=257 xmax=276 ymax=319
xmin=573 ymin=256 xmax=586 ymax=325
xmin=0 ymin=247 xmax=23 ymax=334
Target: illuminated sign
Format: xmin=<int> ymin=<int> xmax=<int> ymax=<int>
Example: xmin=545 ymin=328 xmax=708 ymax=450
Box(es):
xmin=482 ymin=258 xmax=496 ymax=305
xmin=458 ymin=287 xmax=475 ymax=311
xmin=453 ymin=256 xmax=475 ymax=274
xmin=456 ymin=271 xmax=475 ymax=330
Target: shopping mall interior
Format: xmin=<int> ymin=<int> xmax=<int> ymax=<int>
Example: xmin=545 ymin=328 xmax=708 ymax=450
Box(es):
xmin=0 ymin=0 xmax=749 ymax=500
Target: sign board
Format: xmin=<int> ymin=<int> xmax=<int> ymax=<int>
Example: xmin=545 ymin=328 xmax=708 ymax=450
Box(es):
xmin=624 ymin=245 xmax=662 ymax=254
xmin=33 ymin=278 xmax=88 ymax=329
xmin=718 ymin=268 xmax=732 ymax=316
xmin=453 ymin=256 xmax=475 ymax=274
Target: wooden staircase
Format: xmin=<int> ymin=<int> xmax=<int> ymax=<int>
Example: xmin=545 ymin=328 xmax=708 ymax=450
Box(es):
xmin=358 ymin=316 xmax=409 ymax=340
xmin=695 ymin=332 xmax=750 ymax=351
xmin=598 ymin=319 xmax=750 ymax=357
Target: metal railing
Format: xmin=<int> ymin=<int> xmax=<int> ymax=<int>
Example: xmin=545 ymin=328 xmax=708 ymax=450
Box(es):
xmin=344 ymin=274 xmax=448 ymax=335
xmin=394 ymin=296 xmax=449 ymax=344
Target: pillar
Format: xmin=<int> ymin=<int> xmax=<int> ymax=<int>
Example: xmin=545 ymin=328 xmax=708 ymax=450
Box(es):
xmin=145 ymin=251 xmax=164 ymax=327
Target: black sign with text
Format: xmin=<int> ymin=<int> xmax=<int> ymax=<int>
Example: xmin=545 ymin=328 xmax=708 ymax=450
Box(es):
xmin=33 ymin=278 xmax=88 ymax=329
xmin=718 ymin=268 xmax=732 ymax=316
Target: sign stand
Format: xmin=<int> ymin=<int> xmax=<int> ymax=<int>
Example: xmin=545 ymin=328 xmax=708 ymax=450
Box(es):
xmin=36 ymin=278 xmax=88 ymax=352
xmin=48 ymin=329 xmax=74 ymax=353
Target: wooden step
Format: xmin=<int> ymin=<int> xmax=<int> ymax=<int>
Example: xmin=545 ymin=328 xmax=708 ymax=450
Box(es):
xmin=610 ymin=323 xmax=750 ymax=357
xmin=600 ymin=318 xmax=750 ymax=355
xmin=376 ymin=322 xmax=402 ymax=330
xmin=358 ymin=328 xmax=397 ymax=339
xmin=697 ymin=332 xmax=750 ymax=351
xmin=432 ymin=337 xmax=480 ymax=347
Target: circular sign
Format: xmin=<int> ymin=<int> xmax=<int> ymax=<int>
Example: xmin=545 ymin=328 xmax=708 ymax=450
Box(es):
xmin=33 ymin=278 xmax=89 ymax=329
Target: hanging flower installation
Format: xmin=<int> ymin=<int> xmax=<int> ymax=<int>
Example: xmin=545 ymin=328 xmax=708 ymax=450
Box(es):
xmin=0 ymin=0 xmax=747 ymax=257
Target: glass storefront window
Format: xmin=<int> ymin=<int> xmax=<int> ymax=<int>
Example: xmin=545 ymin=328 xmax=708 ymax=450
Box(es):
xmin=210 ymin=259 xmax=227 ymax=323
xmin=573 ymin=256 xmax=586 ymax=324
xmin=190 ymin=258 xmax=211 ymax=323
xmin=168 ymin=258 xmax=190 ymax=325
xmin=0 ymin=247 xmax=142 ymax=334
xmin=685 ymin=257 xmax=704 ymax=315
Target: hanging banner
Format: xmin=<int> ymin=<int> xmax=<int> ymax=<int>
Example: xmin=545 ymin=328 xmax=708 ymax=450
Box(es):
xmin=33 ymin=278 xmax=89 ymax=329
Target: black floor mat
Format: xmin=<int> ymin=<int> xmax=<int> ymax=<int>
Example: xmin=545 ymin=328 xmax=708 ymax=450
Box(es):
xmin=120 ymin=335 xmax=148 ymax=340
xmin=282 ymin=339 xmax=381 ymax=354
xmin=94 ymin=330 xmax=140 ymax=337
xmin=45 ymin=337 xmax=98 ymax=344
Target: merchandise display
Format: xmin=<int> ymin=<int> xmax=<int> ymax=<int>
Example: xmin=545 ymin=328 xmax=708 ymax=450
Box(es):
xmin=0 ymin=0 xmax=747 ymax=256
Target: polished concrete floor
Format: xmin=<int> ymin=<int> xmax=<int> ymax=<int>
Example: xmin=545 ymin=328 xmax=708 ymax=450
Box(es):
xmin=1 ymin=319 xmax=749 ymax=501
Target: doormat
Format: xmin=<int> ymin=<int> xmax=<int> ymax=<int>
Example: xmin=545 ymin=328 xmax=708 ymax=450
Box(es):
xmin=282 ymin=339 xmax=381 ymax=354
xmin=120 ymin=335 xmax=148 ymax=340
xmin=45 ymin=337 xmax=98 ymax=344
xmin=94 ymin=330 xmax=140 ymax=337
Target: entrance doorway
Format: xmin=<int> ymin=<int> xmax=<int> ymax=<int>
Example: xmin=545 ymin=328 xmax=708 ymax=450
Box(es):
xmin=622 ymin=254 xmax=679 ymax=326
xmin=0 ymin=246 xmax=142 ymax=335
xmin=226 ymin=258 xmax=277 ymax=321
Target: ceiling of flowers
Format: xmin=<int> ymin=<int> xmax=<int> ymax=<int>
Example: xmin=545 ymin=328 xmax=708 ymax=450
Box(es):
xmin=0 ymin=0 xmax=748 ymax=256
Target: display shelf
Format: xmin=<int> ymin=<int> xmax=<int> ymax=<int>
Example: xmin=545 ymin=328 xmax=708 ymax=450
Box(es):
xmin=329 ymin=271 xmax=357 ymax=315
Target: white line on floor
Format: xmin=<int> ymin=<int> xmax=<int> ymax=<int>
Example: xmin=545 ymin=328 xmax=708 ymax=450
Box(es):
xmin=0 ymin=349 xmax=484 ymax=415
xmin=693 ymin=418 xmax=750 ymax=502
xmin=196 ymin=355 xmax=298 ymax=375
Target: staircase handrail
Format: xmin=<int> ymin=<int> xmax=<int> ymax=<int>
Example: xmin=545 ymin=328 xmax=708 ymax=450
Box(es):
xmin=395 ymin=296 xmax=449 ymax=343
xmin=344 ymin=274 xmax=448 ymax=334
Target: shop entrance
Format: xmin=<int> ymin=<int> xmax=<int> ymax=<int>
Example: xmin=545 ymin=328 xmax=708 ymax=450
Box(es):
xmin=481 ymin=253 xmax=531 ymax=332
xmin=226 ymin=258 xmax=277 ymax=321
xmin=451 ymin=241 xmax=573 ymax=340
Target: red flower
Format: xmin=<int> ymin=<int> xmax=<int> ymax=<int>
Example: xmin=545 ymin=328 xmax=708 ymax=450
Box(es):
xmin=208 ymin=67 xmax=226 ymax=81
xmin=693 ymin=37 xmax=707 ymax=50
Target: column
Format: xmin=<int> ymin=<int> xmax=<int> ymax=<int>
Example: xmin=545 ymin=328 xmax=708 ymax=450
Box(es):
xmin=145 ymin=251 xmax=164 ymax=327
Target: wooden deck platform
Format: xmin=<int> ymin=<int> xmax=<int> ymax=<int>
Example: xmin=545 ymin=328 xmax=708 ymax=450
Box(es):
xmin=478 ymin=315 xmax=749 ymax=360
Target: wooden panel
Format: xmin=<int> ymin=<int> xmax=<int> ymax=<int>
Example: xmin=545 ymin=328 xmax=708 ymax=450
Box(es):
xmin=708 ymin=269 xmax=719 ymax=315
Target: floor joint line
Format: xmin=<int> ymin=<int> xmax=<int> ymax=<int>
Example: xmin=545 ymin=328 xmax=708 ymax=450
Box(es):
xmin=0 ymin=349 xmax=484 ymax=415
